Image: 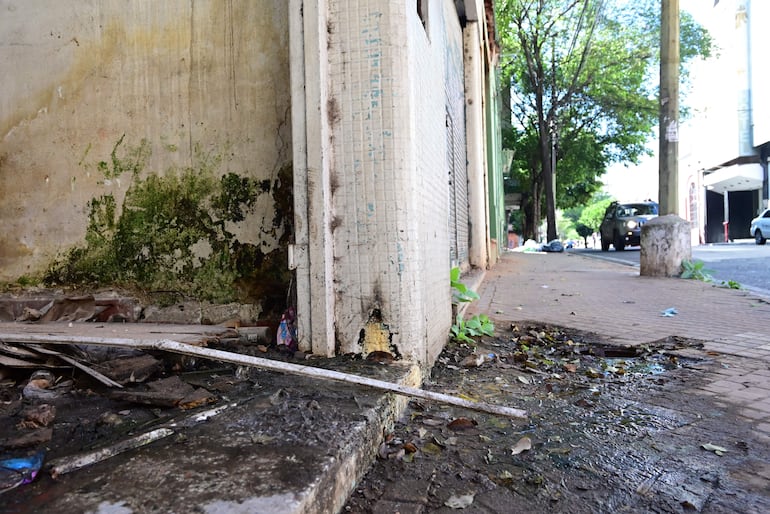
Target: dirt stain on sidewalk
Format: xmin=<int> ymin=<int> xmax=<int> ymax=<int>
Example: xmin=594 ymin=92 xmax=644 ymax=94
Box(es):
xmin=345 ymin=322 xmax=770 ymax=513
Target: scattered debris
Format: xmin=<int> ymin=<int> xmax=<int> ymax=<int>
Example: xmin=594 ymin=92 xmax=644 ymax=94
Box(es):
xmin=0 ymin=326 xmax=528 ymax=419
xmin=95 ymin=354 xmax=162 ymax=385
xmin=460 ymin=353 xmax=485 ymax=368
xmin=661 ymin=307 xmax=678 ymax=317
xmin=510 ymin=436 xmax=532 ymax=456
xmin=365 ymin=351 xmax=395 ymax=364
xmin=107 ymin=375 xmax=216 ymax=409
xmin=25 ymin=344 xmax=124 ymax=388
xmin=17 ymin=404 xmax=56 ymax=429
xmin=47 ymin=428 xmax=175 ymax=478
xmin=445 ymin=493 xmax=475 ymax=509
xmin=447 ymin=417 xmax=478 ymax=431
xmin=22 ymin=370 xmax=72 ymax=401
xmin=0 ymin=428 xmax=53 ymax=450
xmin=701 ymin=443 xmax=728 ymax=456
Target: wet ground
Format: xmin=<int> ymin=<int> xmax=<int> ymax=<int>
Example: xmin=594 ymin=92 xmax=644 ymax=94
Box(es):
xmin=343 ymin=322 xmax=770 ymax=513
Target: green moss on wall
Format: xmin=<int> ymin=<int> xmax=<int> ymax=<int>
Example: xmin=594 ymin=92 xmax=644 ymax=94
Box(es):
xmin=97 ymin=134 xmax=151 ymax=179
xmin=45 ymin=138 xmax=294 ymax=314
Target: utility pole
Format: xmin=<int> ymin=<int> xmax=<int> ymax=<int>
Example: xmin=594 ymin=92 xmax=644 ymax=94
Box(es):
xmin=641 ymin=0 xmax=690 ymax=278
xmin=659 ymin=0 xmax=679 ymax=215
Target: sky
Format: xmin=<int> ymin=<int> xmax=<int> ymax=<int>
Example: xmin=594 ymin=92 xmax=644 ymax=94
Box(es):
xmin=602 ymin=154 xmax=659 ymax=203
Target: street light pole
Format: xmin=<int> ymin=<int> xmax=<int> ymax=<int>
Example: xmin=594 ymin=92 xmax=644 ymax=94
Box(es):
xmin=659 ymin=0 xmax=679 ymax=215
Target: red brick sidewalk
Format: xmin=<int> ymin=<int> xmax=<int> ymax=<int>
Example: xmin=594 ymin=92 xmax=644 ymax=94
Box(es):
xmin=468 ymin=251 xmax=770 ymax=436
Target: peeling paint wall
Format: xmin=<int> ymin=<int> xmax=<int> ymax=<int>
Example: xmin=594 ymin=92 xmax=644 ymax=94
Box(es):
xmin=324 ymin=0 xmax=463 ymax=363
xmin=0 ymin=1 xmax=292 ymax=316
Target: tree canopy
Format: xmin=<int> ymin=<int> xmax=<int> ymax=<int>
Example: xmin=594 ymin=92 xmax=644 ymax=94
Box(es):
xmin=497 ymin=0 xmax=712 ymax=240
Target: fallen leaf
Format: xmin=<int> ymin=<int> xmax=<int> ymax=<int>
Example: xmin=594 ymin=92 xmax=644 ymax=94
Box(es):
xmin=461 ymin=353 xmax=485 ymax=367
xmin=403 ymin=442 xmax=418 ymax=453
xmin=510 ymin=436 xmax=532 ymax=455
xmin=563 ymin=363 xmax=578 ymax=373
xmin=445 ymin=493 xmax=475 ymax=509
xmin=251 ymin=433 xmax=276 ymax=445
xmin=448 ymin=417 xmax=478 ymax=430
xmin=585 ymin=368 xmax=602 ymax=379
xmin=420 ymin=442 xmax=443 ymax=456
xmin=487 ymin=417 xmax=510 ymax=429
xmin=17 ymin=404 xmax=56 ymax=429
xmin=517 ymin=375 xmax=531 ymax=384
xmin=366 ymin=351 xmax=394 ymax=363
xmin=701 ymin=443 xmax=728 ymax=456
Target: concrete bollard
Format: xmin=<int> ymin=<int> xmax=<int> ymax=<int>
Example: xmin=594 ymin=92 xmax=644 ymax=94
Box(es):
xmin=640 ymin=215 xmax=692 ymax=277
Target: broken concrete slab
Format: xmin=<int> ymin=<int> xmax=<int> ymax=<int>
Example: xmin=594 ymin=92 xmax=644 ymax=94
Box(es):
xmin=0 ymin=347 xmax=423 ymax=514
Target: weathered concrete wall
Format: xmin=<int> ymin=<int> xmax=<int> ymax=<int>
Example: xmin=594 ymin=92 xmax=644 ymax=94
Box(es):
xmin=0 ymin=1 xmax=292 ymax=316
xmin=320 ymin=0 xmax=461 ymax=363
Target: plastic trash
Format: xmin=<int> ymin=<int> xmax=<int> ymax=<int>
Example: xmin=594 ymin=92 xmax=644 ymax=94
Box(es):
xmin=541 ymin=239 xmax=564 ymax=252
xmin=660 ymin=307 xmax=678 ymax=317
xmin=276 ymin=307 xmax=298 ymax=352
xmin=0 ymin=450 xmax=44 ymax=494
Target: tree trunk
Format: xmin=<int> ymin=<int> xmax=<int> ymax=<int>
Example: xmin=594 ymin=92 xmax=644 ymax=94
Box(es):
xmin=531 ymin=179 xmax=542 ymax=241
xmin=540 ymin=122 xmax=557 ymax=242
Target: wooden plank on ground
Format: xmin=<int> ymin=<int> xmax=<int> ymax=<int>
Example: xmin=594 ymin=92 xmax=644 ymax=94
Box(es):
xmin=0 ymin=342 xmax=41 ymax=359
xmin=0 ymin=354 xmax=48 ymax=368
xmin=0 ymin=322 xmax=238 ymax=346
xmin=0 ymin=329 xmax=529 ymax=420
xmin=25 ymin=345 xmax=124 ymax=388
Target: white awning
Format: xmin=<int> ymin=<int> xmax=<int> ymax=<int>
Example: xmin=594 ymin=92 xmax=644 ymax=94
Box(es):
xmin=702 ymin=163 xmax=764 ymax=194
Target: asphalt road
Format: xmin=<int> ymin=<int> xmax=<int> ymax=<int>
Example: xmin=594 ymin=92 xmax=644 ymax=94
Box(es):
xmin=572 ymin=242 xmax=770 ymax=297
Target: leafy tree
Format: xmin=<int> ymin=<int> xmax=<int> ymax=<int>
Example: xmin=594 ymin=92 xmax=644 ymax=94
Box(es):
xmin=578 ymin=196 xmax=614 ymax=231
xmin=576 ymin=223 xmax=593 ymax=247
xmin=497 ymin=0 xmax=712 ymax=241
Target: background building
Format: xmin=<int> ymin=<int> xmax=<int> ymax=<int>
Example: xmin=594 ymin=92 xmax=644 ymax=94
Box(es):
xmin=681 ymin=0 xmax=770 ymax=243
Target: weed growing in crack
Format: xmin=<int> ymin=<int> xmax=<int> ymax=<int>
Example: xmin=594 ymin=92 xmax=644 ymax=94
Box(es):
xmin=450 ymin=267 xmax=494 ymax=345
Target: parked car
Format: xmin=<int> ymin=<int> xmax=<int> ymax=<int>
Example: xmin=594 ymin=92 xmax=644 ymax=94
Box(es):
xmin=750 ymin=208 xmax=770 ymax=245
xmin=599 ymin=201 xmax=659 ymax=251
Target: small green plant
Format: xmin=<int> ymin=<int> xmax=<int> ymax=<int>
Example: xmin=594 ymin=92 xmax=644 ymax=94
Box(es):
xmin=450 ymin=313 xmax=495 ymax=344
xmin=680 ymin=259 xmax=714 ymax=282
xmin=450 ymin=267 xmax=493 ymax=344
xmin=722 ymin=279 xmax=741 ymax=290
xmin=450 ymin=267 xmax=479 ymax=303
